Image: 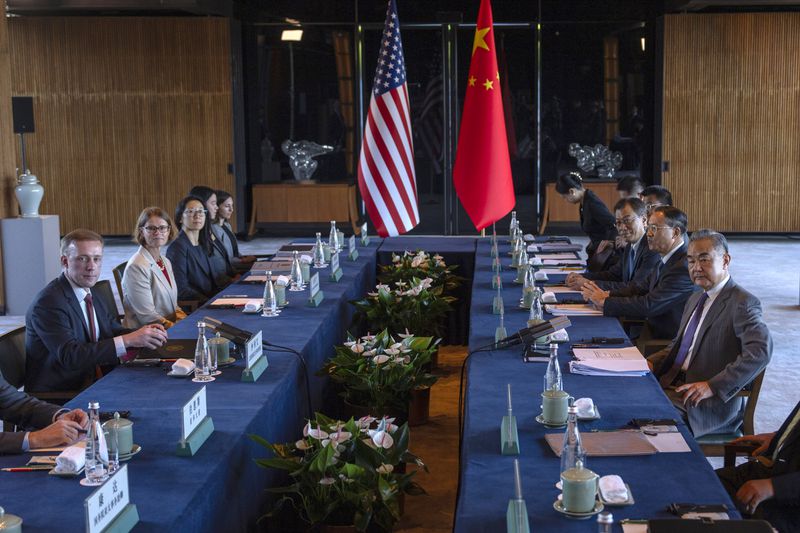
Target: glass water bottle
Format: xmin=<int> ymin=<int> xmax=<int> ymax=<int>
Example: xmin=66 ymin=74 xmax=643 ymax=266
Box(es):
xmin=261 ymin=270 xmax=280 ymax=317
xmin=290 ymin=250 xmax=304 ymax=291
xmin=84 ymin=401 xmax=108 ymax=485
xmin=560 ymin=401 xmax=586 ymax=474
xmin=544 ymin=343 xmax=562 ymax=392
xmin=328 ymin=220 xmax=340 ymax=251
xmin=193 ymin=321 xmax=214 ymax=382
xmin=313 ymin=232 xmax=327 ymax=268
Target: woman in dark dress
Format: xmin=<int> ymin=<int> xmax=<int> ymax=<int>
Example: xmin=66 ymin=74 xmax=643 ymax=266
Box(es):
xmin=166 ymin=195 xmax=233 ymax=303
xmin=555 ymin=172 xmax=617 ymax=262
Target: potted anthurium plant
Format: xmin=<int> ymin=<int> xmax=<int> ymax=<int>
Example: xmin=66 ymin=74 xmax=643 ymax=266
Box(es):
xmin=321 ymin=329 xmax=439 ymax=425
xmin=252 ymin=413 xmax=426 ymax=533
xmin=351 ymin=277 xmax=455 ymax=339
xmin=378 ymin=250 xmax=463 ymax=297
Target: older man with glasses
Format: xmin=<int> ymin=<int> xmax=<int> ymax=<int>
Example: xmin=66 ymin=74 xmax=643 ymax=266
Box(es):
xmin=581 ymin=206 xmax=696 ymax=341
xmin=567 ymin=198 xmax=661 ymax=291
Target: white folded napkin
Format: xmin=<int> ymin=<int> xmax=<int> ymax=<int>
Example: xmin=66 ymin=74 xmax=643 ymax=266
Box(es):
xmin=541 ymin=291 xmax=557 ymax=303
xmin=574 ymin=397 xmax=595 ymax=418
xmin=171 ymin=358 xmax=195 ymax=375
xmin=523 ymin=234 xmax=536 ymax=242
xmin=54 ymin=441 xmax=86 ymax=474
xmin=243 ymin=301 xmax=263 ymax=313
xmin=599 ymin=474 xmax=629 ymax=503
xmin=529 ymin=257 xmax=543 ymax=266
xmin=275 ymin=275 xmax=291 ymax=287
xmin=534 ymin=271 xmax=549 ymax=281
xmin=549 ymin=329 xmax=569 ymax=342
xmin=300 ymin=254 xmax=313 ymax=264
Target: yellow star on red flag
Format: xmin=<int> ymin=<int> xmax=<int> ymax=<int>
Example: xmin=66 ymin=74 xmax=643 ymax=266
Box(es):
xmin=472 ymin=27 xmax=490 ymax=55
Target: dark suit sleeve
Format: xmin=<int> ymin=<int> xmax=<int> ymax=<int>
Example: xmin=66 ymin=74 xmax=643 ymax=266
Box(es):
xmin=29 ymin=300 xmax=120 ymax=373
xmin=587 ymin=195 xmax=617 ymax=241
xmin=584 ymin=255 xmax=623 ymax=283
xmin=0 ymin=379 xmax=60 ymax=454
xmin=603 ymin=262 xmax=695 ymax=320
xmin=166 ymin=238 xmax=207 ymax=301
xmin=772 ymin=471 xmax=800 ymax=506
xmin=708 ymin=297 xmax=772 ymax=402
xmin=597 ymin=247 xmax=661 ymax=292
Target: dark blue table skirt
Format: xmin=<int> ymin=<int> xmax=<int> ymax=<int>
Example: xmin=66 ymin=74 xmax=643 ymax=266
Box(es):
xmin=0 ymin=240 xmax=380 ymax=532
xmin=377 ymin=237 xmax=477 ymax=344
xmin=455 ymin=238 xmax=739 ymax=532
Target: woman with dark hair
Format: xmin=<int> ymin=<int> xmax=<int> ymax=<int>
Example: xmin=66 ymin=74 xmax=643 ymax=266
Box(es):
xmin=187 ymin=185 xmax=236 ymax=281
xmin=122 ymin=207 xmax=187 ymax=328
xmin=555 ymin=171 xmax=617 ymax=260
xmin=166 ymin=195 xmax=233 ymax=303
xmin=214 ymin=190 xmax=256 ymax=269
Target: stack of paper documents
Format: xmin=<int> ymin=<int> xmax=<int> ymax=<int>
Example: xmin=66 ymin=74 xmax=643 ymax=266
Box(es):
xmin=545 ymin=303 xmax=603 ymax=316
xmin=569 ymin=346 xmax=650 ymax=376
xmin=542 ymin=258 xmax=585 ymax=266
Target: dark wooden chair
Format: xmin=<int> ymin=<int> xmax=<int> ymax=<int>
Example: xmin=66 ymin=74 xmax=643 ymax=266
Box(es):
xmin=112 ymin=261 xmax=127 ymax=305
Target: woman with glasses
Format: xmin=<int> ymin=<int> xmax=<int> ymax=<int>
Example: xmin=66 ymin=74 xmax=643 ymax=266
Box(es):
xmin=166 ymin=195 xmax=234 ymax=304
xmin=555 ymin=171 xmax=617 ymax=267
xmin=188 ymin=185 xmax=237 ymax=277
xmin=213 ymin=189 xmax=256 ymax=270
xmin=121 ymin=207 xmax=187 ymax=328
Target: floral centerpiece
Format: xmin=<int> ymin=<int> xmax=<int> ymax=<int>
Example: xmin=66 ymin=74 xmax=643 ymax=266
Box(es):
xmin=351 ymin=277 xmax=455 ymax=338
xmin=321 ymin=329 xmax=439 ymax=417
xmin=378 ymin=250 xmax=463 ymax=296
xmin=253 ymin=413 xmax=426 ymax=532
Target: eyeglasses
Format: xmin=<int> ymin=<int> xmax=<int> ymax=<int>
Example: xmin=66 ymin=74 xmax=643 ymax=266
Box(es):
xmin=646 ymin=224 xmax=672 ymax=233
xmin=184 ymin=208 xmax=207 ymax=217
xmin=143 ymin=225 xmax=170 ymax=233
xmin=615 ymin=216 xmax=638 ymax=227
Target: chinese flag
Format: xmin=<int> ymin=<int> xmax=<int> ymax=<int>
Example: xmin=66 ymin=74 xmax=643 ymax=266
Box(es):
xmin=452 ymin=0 xmax=515 ymax=231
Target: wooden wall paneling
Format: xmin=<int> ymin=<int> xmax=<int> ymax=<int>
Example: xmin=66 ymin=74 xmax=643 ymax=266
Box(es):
xmin=0 ymin=0 xmax=15 ymax=309
xmin=662 ymin=13 xmax=800 ymax=233
xmin=8 ymin=17 xmax=235 ymax=235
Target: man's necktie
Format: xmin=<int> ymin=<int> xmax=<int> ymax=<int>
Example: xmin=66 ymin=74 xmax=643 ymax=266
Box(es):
xmin=85 ymin=293 xmax=103 ymax=379
xmin=659 ymin=292 xmax=710 ymax=387
xmin=625 ymin=246 xmax=635 ymax=282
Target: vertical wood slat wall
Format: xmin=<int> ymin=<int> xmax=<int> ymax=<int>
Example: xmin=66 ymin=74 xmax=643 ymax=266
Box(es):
xmin=662 ymin=13 xmax=800 ymax=233
xmin=7 ymin=17 xmax=235 ymax=235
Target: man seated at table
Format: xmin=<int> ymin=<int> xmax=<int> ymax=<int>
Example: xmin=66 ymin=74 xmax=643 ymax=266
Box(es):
xmin=616 ymin=176 xmax=645 ymax=199
xmin=25 ymin=229 xmax=169 ymax=394
xmin=581 ymin=206 xmax=695 ymax=340
xmin=1 ymin=374 xmax=87 ymax=454
xmin=641 ymin=185 xmax=673 ymax=214
xmin=648 ymin=229 xmax=771 ymax=437
xmin=566 ymin=198 xmax=661 ymax=291
xmin=716 ymin=399 xmax=799 ymax=532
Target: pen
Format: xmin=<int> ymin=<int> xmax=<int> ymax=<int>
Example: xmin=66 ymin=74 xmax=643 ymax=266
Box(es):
xmin=221 ymin=294 xmax=249 ymax=298
xmin=2 ymin=466 xmax=53 ymax=472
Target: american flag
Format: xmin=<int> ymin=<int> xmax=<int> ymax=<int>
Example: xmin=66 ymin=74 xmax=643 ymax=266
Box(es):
xmin=357 ymin=0 xmax=419 ymax=237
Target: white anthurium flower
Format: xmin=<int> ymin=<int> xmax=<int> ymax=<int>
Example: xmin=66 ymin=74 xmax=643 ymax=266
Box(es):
xmin=373 ymin=354 xmax=390 ymax=365
xmin=392 ymin=253 xmax=400 ymax=263
xmin=395 ymin=280 xmax=407 ymax=288
xmin=295 ymin=439 xmax=311 ymax=450
xmin=343 ymin=340 xmax=356 ymax=348
xmin=384 ymin=347 xmax=400 ymax=356
xmin=363 ymin=349 xmax=377 ymax=357
xmin=370 ymin=430 xmax=394 ymax=449
xmin=304 ymin=424 xmax=329 ymax=440
xmin=380 ymin=417 xmax=399 ymax=433
xmin=328 ymin=430 xmax=352 ymax=445
xmin=361 ymin=333 xmax=375 ymax=342
xmin=411 ymin=256 xmax=424 ymax=268
xmin=350 ymin=343 xmax=365 ymax=354
xmin=394 ymin=356 xmax=410 ymax=364
xmin=319 ymin=477 xmax=336 ymax=485
xmin=339 ymin=474 xmax=355 ymax=483
xmin=377 ymin=463 xmax=394 ymax=474
xmin=366 ymin=291 xmax=379 ymax=297
xmin=363 ymin=437 xmax=377 ymax=449
xmin=398 ymin=329 xmax=414 ymax=339
xmin=357 ymin=416 xmax=376 ymax=429
xmin=389 ymin=342 xmax=403 ymax=350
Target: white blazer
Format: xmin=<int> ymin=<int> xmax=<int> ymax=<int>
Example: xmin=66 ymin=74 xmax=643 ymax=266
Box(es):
xmin=121 ymin=246 xmax=185 ymax=328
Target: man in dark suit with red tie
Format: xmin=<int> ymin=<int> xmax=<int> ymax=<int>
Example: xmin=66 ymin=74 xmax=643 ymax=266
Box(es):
xmin=716 ymin=399 xmax=800 ymax=532
xmin=648 ymin=230 xmax=771 ymax=437
xmin=25 ymin=229 xmax=169 ymax=394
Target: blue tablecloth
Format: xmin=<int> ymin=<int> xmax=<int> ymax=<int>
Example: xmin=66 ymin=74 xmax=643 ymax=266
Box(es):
xmin=455 ymin=238 xmax=739 ymax=531
xmin=0 ymin=240 xmax=380 ymax=532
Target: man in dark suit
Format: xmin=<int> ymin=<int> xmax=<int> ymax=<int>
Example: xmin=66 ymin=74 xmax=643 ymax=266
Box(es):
xmin=581 ymin=206 xmax=695 ymax=340
xmin=25 ymin=229 xmax=169 ymax=394
xmin=0 ymin=374 xmax=87 ymax=454
xmin=716 ymin=399 xmax=800 ymax=532
xmin=648 ymin=230 xmax=771 ymax=437
xmin=566 ymin=198 xmax=661 ymax=291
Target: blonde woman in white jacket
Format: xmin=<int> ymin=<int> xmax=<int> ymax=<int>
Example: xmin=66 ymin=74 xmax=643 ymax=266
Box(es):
xmin=122 ymin=207 xmax=187 ymax=328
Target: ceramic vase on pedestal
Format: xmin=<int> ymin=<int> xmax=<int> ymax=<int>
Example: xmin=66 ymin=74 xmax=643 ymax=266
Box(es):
xmin=15 ymin=170 xmax=44 ymax=218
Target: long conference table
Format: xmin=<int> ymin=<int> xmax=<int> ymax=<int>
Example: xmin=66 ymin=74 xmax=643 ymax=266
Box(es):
xmin=455 ymin=237 xmax=740 ymax=530
xmin=0 ymin=236 xmax=740 ymax=532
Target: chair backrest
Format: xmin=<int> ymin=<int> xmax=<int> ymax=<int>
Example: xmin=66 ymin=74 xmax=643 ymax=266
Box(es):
xmin=93 ymin=279 xmax=122 ymax=320
xmin=0 ymin=326 xmax=27 ymax=389
xmin=741 ymin=369 xmax=766 ymax=435
xmin=112 ymin=261 xmax=127 ymax=305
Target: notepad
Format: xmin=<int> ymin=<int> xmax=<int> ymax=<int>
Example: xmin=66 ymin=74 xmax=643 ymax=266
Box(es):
xmin=542 ymin=259 xmax=586 ymax=266
xmin=545 ymin=431 xmax=657 ymax=456
xmin=545 ymin=304 xmax=603 ymax=316
xmin=569 ymin=346 xmax=650 ymax=376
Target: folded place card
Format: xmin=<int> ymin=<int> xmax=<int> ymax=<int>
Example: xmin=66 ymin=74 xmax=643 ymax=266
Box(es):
xmin=176 ymin=386 xmax=214 ymax=457
xmin=242 ymin=331 xmax=268 ymax=383
xmin=307 ymin=272 xmax=324 ymax=307
xmin=84 ymin=464 xmax=139 ymax=533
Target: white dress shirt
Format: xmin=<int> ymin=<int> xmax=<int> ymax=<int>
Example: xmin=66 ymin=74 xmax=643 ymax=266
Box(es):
xmin=681 ymin=274 xmax=731 ymax=370
xmin=65 ymin=276 xmax=126 ymax=356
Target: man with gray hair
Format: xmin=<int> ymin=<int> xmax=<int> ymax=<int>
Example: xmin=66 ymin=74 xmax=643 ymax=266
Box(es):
xmin=25 ymin=229 xmax=169 ymax=395
xmin=648 ymin=229 xmax=772 ymax=437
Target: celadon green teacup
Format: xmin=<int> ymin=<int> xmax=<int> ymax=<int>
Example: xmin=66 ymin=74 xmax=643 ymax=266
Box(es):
xmin=102 ymin=416 xmax=134 ymax=456
xmin=561 ymin=460 xmax=598 ymax=513
xmin=541 ymin=390 xmax=572 ymax=426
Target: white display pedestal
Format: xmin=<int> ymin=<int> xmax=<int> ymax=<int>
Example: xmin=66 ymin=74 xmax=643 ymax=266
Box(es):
xmin=1 ymin=215 xmax=61 ymax=315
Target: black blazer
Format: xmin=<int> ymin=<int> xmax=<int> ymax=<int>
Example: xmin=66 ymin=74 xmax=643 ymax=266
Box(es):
xmin=25 ymin=274 xmax=130 ymax=393
xmin=766 ymin=400 xmax=800 ymax=506
xmin=0 ymin=374 xmax=61 ymax=454
xmin=166 ymin=232 xmax=224 ymax=302
xmin=579 ymin=189 xmax=617 ymax=255
xmin=603 ymin=241 xmax=697 ymax=339
xmin=586 ymin=239 xmax=662 ymax=291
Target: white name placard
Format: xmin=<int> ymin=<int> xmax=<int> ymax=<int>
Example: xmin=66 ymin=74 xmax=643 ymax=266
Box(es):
xmin=309 ymin=272 xmax=320 ymax=297
xmin=85 ymin=464 xmax=131 ymax=533
xmin=349 ymin=235 xmax=356 ymax=254
xmin=245 ymin=330 xmax=263 ymax=369
xmin=330 ymin=250 xmax=340 ymax=272
xmin=181 ymin=386 xmax=207 ymax=441
xmin=361 ymin=222 xmax=368 ymax=239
